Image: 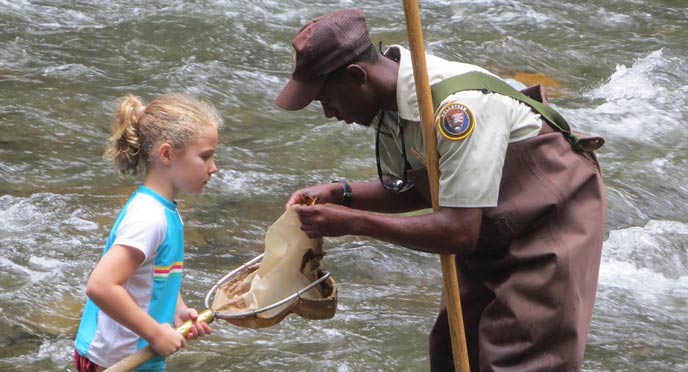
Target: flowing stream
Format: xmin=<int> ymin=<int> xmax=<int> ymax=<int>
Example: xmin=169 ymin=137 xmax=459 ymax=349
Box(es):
xmin=1 ymin=1 xmax=686 ymax=371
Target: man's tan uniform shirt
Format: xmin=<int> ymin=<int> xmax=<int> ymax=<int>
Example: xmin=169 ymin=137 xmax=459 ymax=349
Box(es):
xmin=374 ymin=47 xmax=606 ymax=372
xmin=375 ymin=45 xmax=542 ymax=207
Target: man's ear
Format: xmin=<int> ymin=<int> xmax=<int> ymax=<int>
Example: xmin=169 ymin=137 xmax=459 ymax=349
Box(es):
xmin=158 ymin=143 xmax=173 ymax=166
xmin=345 ymin=64 xmax=367 ymax=85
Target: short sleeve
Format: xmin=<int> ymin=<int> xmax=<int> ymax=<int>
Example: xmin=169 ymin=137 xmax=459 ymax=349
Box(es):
xmin=434 ymin=91 xmax=512 ymax=208
xmin=113 ymin=196 xmax=167 ymax=260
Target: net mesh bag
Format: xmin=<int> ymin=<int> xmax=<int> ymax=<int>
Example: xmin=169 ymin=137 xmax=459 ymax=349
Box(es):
xmin=210 ymin=205 xmax=337 ymax=328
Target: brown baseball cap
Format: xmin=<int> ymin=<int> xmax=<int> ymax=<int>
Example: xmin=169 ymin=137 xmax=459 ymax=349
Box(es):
xmin=274 ymin=9 xmax=373 ymax=111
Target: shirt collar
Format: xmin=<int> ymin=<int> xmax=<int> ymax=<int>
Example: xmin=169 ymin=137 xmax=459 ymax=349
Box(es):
xmin=386 ymin=45 xmax=420 ymax=122
xmin=385 ymin=45 xmax=494 ymax=122
xmin=137 ymin=185 xmax=177 ymax=211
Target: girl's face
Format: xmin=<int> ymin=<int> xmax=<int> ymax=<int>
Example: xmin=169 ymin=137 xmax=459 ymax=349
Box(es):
xmin=170 ymin=124 xmax=219 ymax=195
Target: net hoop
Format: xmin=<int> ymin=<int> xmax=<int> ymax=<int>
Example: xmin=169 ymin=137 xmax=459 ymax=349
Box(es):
xmin=204 ymin=254 xmax=332 ymax=321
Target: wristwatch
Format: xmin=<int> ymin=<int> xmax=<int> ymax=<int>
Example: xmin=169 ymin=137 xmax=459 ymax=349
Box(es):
xmin=331 ymin=179 xmax=352 ymax=207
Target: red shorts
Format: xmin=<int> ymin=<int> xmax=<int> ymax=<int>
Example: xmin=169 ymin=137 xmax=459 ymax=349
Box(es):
xmin=74 ymin=349 xmax=101 ymax=372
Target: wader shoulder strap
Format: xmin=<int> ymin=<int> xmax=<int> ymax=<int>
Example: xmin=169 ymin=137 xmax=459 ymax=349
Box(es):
xmin=430 ymin=71 xmax=603 ymax=152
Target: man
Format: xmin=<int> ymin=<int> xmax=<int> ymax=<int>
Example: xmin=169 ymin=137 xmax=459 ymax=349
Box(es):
xmin=275 ymin=8 xmax=606 ymax=372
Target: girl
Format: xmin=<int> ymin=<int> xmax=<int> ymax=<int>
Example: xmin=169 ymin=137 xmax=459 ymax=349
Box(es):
xmin=74 ymin=93 xmax=220 ymax=371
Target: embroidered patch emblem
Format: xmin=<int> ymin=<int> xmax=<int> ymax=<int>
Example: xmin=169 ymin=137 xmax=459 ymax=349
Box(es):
xmin=437 ymin=102 xmax=475 ymax=141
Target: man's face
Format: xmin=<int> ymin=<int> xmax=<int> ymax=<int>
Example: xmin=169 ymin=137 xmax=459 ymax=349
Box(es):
xmin=314 ymin=67 xmax=378 ymax=126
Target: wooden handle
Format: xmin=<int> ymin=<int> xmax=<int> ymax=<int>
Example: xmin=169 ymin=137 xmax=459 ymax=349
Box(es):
xmin=103 ymin=346 xmax=157 ymax=372
xmin=104 ymin=309 xmax=215 ymax=372
xmin=401 ymin=1 xmax=470 ymax=371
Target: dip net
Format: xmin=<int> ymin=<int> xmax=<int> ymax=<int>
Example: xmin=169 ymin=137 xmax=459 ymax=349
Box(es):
xmin=205 ymin=205 xmax=337 ymax=329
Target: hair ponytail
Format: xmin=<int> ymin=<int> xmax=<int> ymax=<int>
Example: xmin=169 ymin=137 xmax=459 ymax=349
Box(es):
xmin=104 ymin=95 xmax=145 ymax=175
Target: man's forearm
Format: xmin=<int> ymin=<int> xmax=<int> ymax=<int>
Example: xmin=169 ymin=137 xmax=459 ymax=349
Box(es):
xmin=349 ymin=180 xmax=430 ymax=213
xmin=350 ymin=207 xmax=482 ymax=255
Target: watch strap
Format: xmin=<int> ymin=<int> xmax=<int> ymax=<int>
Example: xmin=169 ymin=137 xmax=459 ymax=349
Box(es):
xmin=332 ymin=179 xmax=352 ymax=207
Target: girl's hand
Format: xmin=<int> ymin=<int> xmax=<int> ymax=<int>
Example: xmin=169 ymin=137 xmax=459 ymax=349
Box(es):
xmin=149 ymin=323 xmax=186 ymax=357
xmin=174 ymin=307 xmax=212 ymax=340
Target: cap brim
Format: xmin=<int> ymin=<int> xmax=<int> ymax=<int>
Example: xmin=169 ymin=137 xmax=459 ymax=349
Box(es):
xmin=274 ymin=77 xmax=326 ymax=111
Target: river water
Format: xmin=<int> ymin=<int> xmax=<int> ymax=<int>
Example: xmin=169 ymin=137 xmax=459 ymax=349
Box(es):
xmin=1 ymin=0 xmax=686 ymax=371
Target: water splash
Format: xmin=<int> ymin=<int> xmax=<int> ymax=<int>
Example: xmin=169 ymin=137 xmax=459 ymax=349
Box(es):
xmin=586 ymin=49 xmax=687 ymax=140
xmin=603 ymin=219 xmax=688 ymax=281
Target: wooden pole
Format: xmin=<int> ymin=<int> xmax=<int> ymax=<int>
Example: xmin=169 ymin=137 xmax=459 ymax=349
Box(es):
xmin=104 ymin=309 xmax=215 ymax=372
xmin=401 ymin=1 xmax=471 ymax=371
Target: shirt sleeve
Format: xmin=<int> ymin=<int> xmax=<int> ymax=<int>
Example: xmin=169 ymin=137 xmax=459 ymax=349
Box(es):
xmin=435 ymin=90 xmax=513 ymax=208
xmin=113 ymin=197 xmax=167 ymax=260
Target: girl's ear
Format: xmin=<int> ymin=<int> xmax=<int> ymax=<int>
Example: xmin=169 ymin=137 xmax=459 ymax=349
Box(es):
xmin=158 ymin=143 xmax=173 ymax=166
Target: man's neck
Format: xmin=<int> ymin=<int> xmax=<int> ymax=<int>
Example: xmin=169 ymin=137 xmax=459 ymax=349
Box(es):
xmin=376 ymin=55 xmax=400 ymax=112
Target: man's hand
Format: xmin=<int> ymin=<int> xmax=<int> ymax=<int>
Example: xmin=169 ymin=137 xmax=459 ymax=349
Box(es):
xmin=293 ymin=203 xmax=358 ymax=239
xmin=285 ymin=183 xmax=340 ymax=208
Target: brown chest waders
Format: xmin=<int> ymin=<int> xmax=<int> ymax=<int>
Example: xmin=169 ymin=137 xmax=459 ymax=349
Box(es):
xmin=426 ymin=73 xmax=607 ymax=372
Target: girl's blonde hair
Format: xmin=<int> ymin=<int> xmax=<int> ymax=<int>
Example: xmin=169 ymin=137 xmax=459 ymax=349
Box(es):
xmin=104 ymin=93 xmax=222 ymax=175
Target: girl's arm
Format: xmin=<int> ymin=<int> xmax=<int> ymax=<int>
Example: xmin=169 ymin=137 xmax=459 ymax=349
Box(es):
xmin=86 ymin=244 xmax=186 ymax=357
xmin=174 ymin=294 xmax=212 ymax=339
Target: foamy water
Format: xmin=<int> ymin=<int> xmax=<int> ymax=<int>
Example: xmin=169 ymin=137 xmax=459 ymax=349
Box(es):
xmin=1 ymin=0 xmax=686 ymax=370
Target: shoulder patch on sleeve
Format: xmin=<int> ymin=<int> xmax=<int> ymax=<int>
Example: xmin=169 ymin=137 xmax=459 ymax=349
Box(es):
xmin=436 ymin=101 xmax=475 ymax=141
